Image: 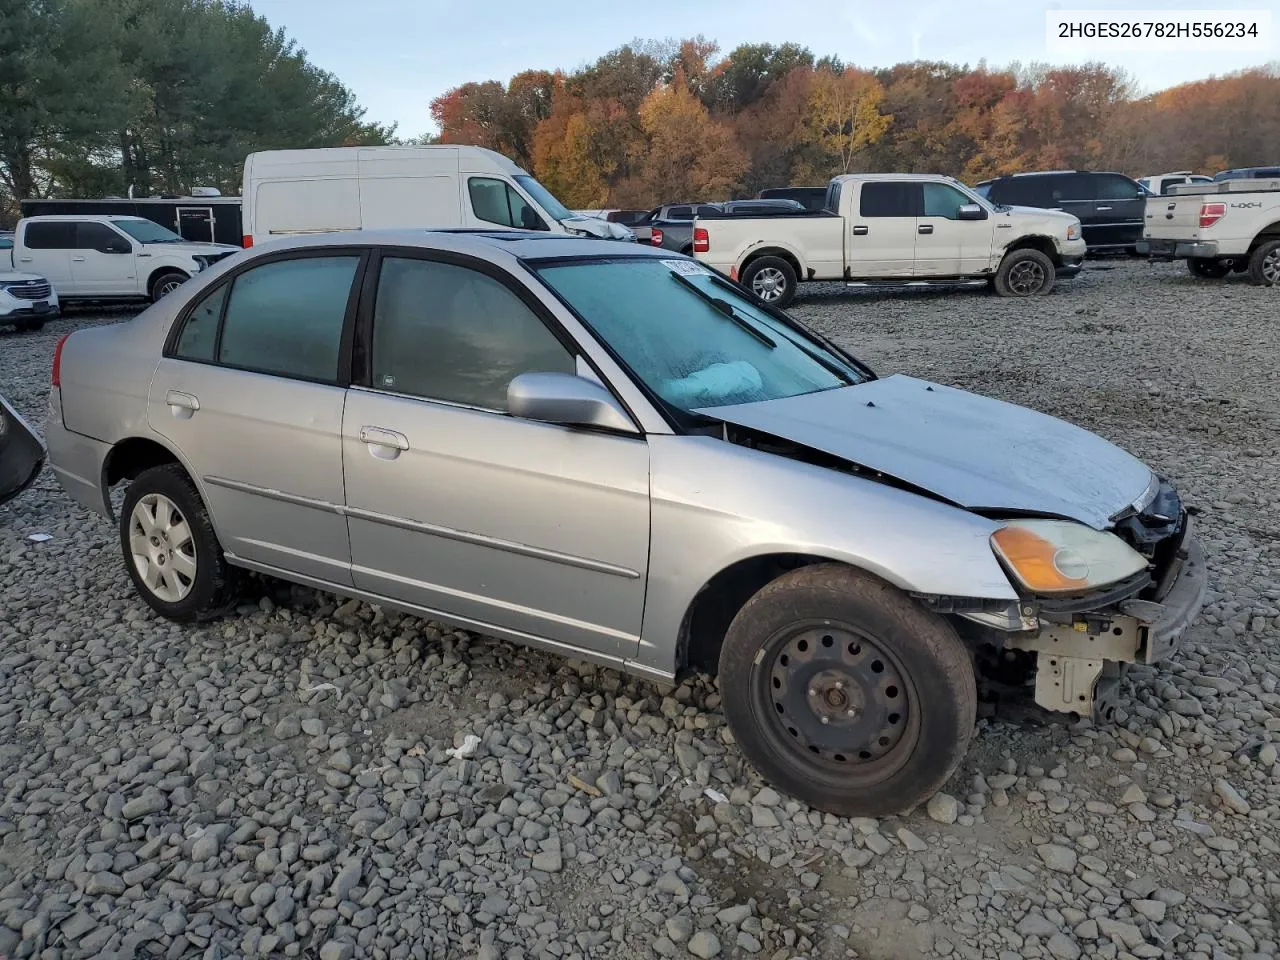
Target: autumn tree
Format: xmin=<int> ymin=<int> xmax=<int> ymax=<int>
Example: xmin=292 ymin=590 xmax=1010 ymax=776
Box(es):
xmin=804 ymin=67 xmax=892 ymax=174
xmin=635 ymin=69 xmax=748 ymax=201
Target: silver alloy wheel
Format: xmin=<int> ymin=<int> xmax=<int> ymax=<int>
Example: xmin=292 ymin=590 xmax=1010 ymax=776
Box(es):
xmin=129 ymin=493 xmax=197 ymax=603
xmin=1007 ymin=259 xmax=1047 ymax=295
xmin=156 ymin=277 xmax=185 ymax=298
xmin=752 ymin=266 xmax=787 ymax=302
xmin=1264 ymin=247 xmax=1280 ymax=284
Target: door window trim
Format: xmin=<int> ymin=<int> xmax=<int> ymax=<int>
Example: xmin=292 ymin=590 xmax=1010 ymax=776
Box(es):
xmin=353 ymin=245 xmax=641 ymax=431
xmin=163 ymin=246 xmax=371 ymax=387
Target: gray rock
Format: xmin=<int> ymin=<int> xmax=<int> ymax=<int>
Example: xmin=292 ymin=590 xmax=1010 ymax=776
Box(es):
xmin=927 ymin=792 xmax=960 ymax=824
xmin=687 ymin=930 xmax=722 ymax=958
xmin=319 ymin=941 xmax=355 ymax=960
xmin=666 ymin=916 xmax=694 ymax=943
xmin=1036 ymin=843 xmax=1077 ymax=873
xmin=120 ymin=790 xmax=167 ymax=820
xmin=1214 ymin=778 xmax=1251 ymax=814
xmin=1047 ymin=933 xmax=1081 ymax=960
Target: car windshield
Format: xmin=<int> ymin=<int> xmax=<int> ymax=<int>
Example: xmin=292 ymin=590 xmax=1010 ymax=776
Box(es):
xmin=113 ymin=219 xmax=183 ymax=243
xmin=535 ymin=258 xmax=866 ymax=412
xmin=513 ymin=175 xmax=574 ymax=223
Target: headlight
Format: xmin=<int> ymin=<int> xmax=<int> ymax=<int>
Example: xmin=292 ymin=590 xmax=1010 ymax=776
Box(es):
xmin=991 ymin=520 xmax=1148 ymax=595
xmin=1066 ymin=223 xmax=1080 ymax=241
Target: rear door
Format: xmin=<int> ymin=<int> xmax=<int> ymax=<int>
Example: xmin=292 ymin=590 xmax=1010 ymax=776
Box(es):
xmin=847 ymin=182 xmax=918 ymax=277
xmin=69 ymin=221 xmax=138 ymax=296
xmin=16 ymin=221 xmax=75 ymax=292
xmin=148 ymin=249 xmax=366 ymax=584
xmin=915 ymin=182 xmax=995 ymax=276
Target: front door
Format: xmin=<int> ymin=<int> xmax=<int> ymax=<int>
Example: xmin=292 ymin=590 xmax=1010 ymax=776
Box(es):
xmin=147 ymin=250 xmax=365 ymax=584
xmin=342 ymin=252 xmax=650 ymax=659
xmin=1090 ymin=174 xmax=1147 ymax=247
xmin=847 ymin=181 xmax=918 ymax=278
xmin=177 ymin=207 xmax=215 ymax=242
xmin=915 ymin=182 xmax=995 ymax=276
xmin=69 ymin=221 xmax=137 ymax=296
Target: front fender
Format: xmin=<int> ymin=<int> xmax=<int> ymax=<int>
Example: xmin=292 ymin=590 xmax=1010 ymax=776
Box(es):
xmin=635 ymin=435 xmax=1017 ymax=673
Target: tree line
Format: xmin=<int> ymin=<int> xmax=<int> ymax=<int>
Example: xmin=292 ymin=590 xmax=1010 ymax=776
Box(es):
xmin=0 ymin=0 xmax=390 ymax=220
xmin=429 ymin=39 xmax=1280 ymax=208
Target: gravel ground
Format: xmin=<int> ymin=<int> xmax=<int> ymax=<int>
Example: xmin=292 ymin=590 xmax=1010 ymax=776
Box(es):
xmin=1 ymin=262 xmax=1278 ymax=960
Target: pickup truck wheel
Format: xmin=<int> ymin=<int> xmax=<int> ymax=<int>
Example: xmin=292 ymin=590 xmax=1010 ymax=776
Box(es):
xmin=120 ymin=465 xmax=239 ymax=622
xmin=994 ymin=249 xmax=1055 ymax=296
xmin=150 ymin=270 xmax=189 ymax=302
xmin=741 ymin=256 xmax=797 ymax=307
xmin=1188 ymin=258 xmax=1231 ymax=279
xmin=718 ymin=563 xmax=977 ymax=817
xmin=1247 ymin=240 xmax=1280 ymax=286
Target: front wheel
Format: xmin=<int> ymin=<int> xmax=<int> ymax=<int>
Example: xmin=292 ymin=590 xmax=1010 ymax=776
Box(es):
xmin=740 ymin=256 xmax=798 ymax=308
xmin=1188 ymin=258 xmax=1231 ymax=279
xmin=1247 ymin=239 xmax=1280 ymax=287
xmin=718 ymin=564 xmax=977 ymax=817
xmin=993 ymin=249 xmax=1055 ymax=297
xmin=150 ymin=270 xmax=189 ymax=302
xmin=120 ymin=464 xmax=239 ymax=621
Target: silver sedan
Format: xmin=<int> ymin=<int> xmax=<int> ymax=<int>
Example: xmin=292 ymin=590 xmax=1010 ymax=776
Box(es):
xmin=45 ymin=231 xmax=1207 ymax=816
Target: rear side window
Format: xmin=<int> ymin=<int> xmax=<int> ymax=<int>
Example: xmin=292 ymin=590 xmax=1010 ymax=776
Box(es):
xmin=215 ymin=256 xmax=360 ymax=381
xmin=825 ymin=181 xmax=842 ymax=213
xmin=468 ymin=178 xmax=546 ymax=230
xmin=859 ymin=182 xmax=918 ymax=217
xmin=1054 ymin=175 xmax=1096 ymax=202
xmin=988 ymin=178 xmax=1053 ymax=207
xmin=175 ymin=285 xmax=228 ymax=362
xmin=23 ymin=222 xmax=74 ymax=249
xmin=369 ymin=257 xmax=574 ymax=411
xmin=665 ymin=206 xmax=693 ymax=221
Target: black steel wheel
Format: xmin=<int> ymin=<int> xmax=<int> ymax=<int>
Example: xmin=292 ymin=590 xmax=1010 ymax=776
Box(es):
xmin=719 ymin=563 xmax=977 ymax=816
xmin=993 ymin=249 xmax=1055 ymax=297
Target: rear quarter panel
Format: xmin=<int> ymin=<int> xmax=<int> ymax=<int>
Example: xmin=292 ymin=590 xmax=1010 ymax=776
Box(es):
xmin=694 ymin=216 xmax=844 ymax=279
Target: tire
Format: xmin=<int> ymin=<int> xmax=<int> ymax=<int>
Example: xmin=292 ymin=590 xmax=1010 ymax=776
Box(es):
xmin=13 ymin=318 xmax=46 ymax=332
xmin=1188 ymin=258 xmax=1231 ymax=279
xmin=718 ymin=563 xmax=977 ymax=817
xmin=740 ymin=256 xmax=798 ymax=308
xmin=119 ymin=464 xmax=238 ymax=622
xmin=150 ymin=270 xmax=189 ymax=302
xmin=1247 ymin=239 xmax=1280 ymax=287
xmin=993 ymin=248 xmax=1055 ymax=297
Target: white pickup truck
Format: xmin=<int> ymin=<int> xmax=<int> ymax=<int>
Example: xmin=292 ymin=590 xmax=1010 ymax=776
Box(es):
xmin=693 ymin=173 xmax=1087 ymax=306
xmin=1137 ymin=178 xmax=1280 ymax=286
xmin=11 ymin=215 xmax=240 ymax=303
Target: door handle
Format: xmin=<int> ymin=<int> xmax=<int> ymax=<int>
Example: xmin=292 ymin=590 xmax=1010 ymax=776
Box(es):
xmin=166 ymin=390 xmax=200 ymax=419
xmin=1096 ymin=206 xmax=1113 ymax=211
xmin=71 ymin=257 xmax=86 ymax=262
xmin=917 ymin=224 xmax=934 ymax=234
xmin=18 ymin=257 xmax=32 ymax=262
xmin=852 ymin=225 xmax=869 ymax=236
xmin=360 ymin=426 xmax=409 ymax=459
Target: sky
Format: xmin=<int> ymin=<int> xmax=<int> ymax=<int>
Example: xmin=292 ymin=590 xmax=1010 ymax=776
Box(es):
xmin=247 ymin=0 xmax=1278 ymax=139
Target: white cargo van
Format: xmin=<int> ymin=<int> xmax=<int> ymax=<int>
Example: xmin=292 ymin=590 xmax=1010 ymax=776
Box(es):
xmin=241 ymin=146 xmax=634 ymax=246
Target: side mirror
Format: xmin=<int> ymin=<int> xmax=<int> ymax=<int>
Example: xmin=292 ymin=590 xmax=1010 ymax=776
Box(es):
xmin=507 ymin=372 xmax=636 ymax=433
xmin=957 ymin=204 xmax=987 ymax=221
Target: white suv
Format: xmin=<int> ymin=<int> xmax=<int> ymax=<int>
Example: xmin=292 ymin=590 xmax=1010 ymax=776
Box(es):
xmin=12 ymin=215 xmax=240 ymax=303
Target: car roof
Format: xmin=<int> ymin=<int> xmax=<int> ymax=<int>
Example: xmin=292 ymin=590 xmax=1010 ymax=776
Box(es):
xmin=248 ymin=229 xmax=675 ymax=263
xmin=21 ymin=214 xmax=150 ymax=222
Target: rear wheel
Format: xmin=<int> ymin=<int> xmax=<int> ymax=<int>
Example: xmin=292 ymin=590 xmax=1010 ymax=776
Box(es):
xmin=718 ymin=564 xmax=977 ymax=816
xmin=1188 ymin=258 xmax=1231 ymax=279
xmin=740 ymin=256 xmax=798 ymax=308
xmin=120 ymin=465 xmax=239 ymax=621
xmin=150 ymin=270 xmax=189 ymax=302
xmin=993 ymin=249 xmax=1055 ymax=297
xmin=1247 ymin=240 xmax=1280 ymax=287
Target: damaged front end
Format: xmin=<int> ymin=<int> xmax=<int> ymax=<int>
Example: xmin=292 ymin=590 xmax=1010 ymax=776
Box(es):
xmin=938 ymin=478 xmax=1207 ymax=723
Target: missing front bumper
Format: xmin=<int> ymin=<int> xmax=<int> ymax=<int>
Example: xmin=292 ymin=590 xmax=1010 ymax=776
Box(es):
xmin=1005 ymin=525 xmax=1207 ymax=722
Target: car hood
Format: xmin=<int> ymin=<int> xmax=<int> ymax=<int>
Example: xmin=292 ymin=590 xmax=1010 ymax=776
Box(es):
xmin=1003 ymin=205 xmax=1079 ymax=224
xmin=0 ymin=393 xmax=45 ymax=508
xmin=696 ymin=374 xmax=1154 ymax=530
xmin=0 ymin=271 xmax=48 ymax=283
xmin=561 ymin=216 xmax=637 ymax=241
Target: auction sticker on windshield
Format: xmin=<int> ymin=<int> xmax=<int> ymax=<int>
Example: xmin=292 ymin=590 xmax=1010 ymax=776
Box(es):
xmin=661 ymin=259 xmax=713 ymax=277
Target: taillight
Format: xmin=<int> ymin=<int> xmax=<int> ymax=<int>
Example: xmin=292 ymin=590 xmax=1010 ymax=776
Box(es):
xmin=693 ymin=227 xmax=709 ymax=253
xmin=730 ymin=265 xmax=739 ymax=281
xmin=52 ymin=334 xmax=70 ymax=388
xmin=242 ymin=234 xmax=253 ymax=248
xmin=650 ymin=228 xmax=663 ymax=247
xmin=1199 ymin=202 xmax=1226 ymax=229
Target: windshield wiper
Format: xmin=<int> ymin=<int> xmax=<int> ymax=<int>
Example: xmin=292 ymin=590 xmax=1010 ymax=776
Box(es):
xmin=669 ymin=272 xmax=775 ymax=348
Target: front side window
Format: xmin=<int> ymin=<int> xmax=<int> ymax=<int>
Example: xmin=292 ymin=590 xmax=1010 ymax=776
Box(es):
xmin=468 ymin=178 xmax=547 ymax=230
xmin=74 ymin=222 xmax=129 ymax=251
xmin=921 ymin=183 xmax=972 ymax=219
xmin=1094 ymin=174 xmax=1143 ymax=200
xmin=370 ymin=257 xmax=574 ymax=411
xmin=859 ymin=182 xmax=918 ymax=217
xmin=114 ymin=219 xmax=183 ymax=243
xmin=216 ymin=256 xmax=359 ymax=381
xmin=23 ymin=222 xmax=74 ymax=249
xmin=536 ymin=258 xmax=865 ymax=412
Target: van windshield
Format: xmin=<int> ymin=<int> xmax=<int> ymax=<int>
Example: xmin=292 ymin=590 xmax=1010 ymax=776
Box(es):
xmin=514 ymin=176 xmax=573 ymax=222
